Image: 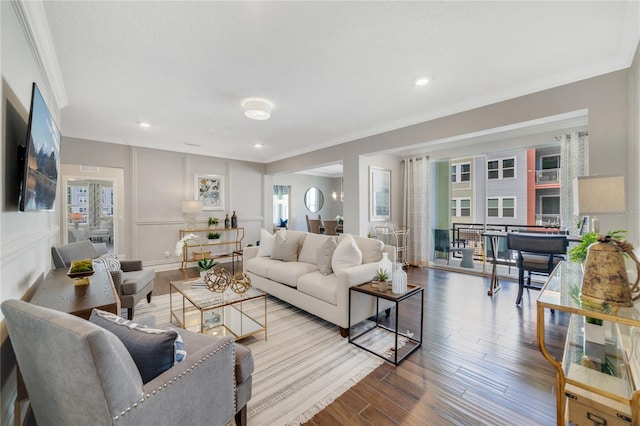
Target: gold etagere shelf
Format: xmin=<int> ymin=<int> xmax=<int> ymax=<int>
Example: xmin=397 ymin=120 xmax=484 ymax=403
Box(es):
xmin=179 ymin=228 xmax=244 ymax=269
xmin=537 ymin=261 xmax=640 ymax=425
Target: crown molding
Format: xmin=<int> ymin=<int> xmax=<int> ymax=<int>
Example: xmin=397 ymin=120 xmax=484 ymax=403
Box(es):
xmin=14 ymin=0 xmax=68 ymax=108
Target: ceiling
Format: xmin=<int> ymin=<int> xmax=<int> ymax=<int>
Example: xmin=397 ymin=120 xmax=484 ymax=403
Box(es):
xmin=37 ymin=1 xmax=639 ymax=164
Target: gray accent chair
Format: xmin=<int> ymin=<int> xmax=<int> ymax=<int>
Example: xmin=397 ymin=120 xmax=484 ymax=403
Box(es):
xmin=2 ymin=299 xmax=254 ymax=426
xmin=52 ymin=240 xmax=155 ymax=320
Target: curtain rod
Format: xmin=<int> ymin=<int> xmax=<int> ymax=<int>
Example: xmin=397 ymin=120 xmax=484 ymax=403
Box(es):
xmin=554 ymin=131 xmax=588 ymax=141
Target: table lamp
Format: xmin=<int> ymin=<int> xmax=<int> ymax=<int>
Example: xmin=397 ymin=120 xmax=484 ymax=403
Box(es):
xmin=182 ymin=200 xmax=202 ymax=230
xmin=573 ymin=174 xmax=625 ymax=234
xmin=573 ymin=175 xmax=636 ymax=307
xmin=70 ymin=212 xmax=83 ymax=229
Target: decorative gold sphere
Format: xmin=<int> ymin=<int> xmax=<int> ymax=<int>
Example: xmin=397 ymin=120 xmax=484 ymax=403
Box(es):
xmin=230 ymin=273 xmax=251 ymax=294
xmin=204 ymin=268 xmax=230 ymax=293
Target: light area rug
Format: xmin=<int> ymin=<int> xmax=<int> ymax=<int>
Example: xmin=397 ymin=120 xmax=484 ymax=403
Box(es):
xmin=133 ymin=293 xmax=388 ymax=425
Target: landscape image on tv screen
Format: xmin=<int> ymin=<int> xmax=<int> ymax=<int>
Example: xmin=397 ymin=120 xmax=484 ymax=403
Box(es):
xmin=20 ymin=83 xmax=61 ymax=211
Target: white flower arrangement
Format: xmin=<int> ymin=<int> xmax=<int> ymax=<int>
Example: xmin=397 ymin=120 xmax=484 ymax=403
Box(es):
xmin=175 ymin=233 xmax=200 ymax=257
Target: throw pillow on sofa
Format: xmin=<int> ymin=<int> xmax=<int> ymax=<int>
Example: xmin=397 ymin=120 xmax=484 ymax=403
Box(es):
xmin=271 ymin=231 xmax=300 ymax=262
xmin=331 ymin=233 xmax=362 ymax=272
xmin=317 ymin=237 xmax=338 ymax=275
xmin=257 ymin=228 xmax=276 ymax=257
xmin=298 ymin=233 xmax=329 ymax=264
xmin=89 ymin=309 xmax=186 ymax=384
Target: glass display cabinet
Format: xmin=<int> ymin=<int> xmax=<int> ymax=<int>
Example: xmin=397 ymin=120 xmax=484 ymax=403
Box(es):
xmin=537 ymin=262 xmax=640 ymax=425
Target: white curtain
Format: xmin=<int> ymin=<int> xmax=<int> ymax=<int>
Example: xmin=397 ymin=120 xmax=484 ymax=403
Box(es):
xmin=559 ymin=131 xmax=589 ymax=236
xmin=403 ymin=155 xmax=430 ymax=266
xmin=88 ymin=183 xmax=104 ymax=228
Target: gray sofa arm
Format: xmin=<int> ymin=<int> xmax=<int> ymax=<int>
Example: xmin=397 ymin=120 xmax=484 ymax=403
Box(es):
xmin=119 ymin=336 xmax=236 ymax=425
xmin=109 ymin=270 xmax=124 ymax=295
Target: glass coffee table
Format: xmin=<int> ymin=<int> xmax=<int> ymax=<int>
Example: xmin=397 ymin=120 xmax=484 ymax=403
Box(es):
xmin=170 ymin=278 xmax=267 ymax=340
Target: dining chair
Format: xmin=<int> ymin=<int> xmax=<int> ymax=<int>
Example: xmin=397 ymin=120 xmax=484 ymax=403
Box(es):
xmin=507 ymin=233 xmax=568 ymax=305
xmin=323 ymin=220 xmax=338 ymax=235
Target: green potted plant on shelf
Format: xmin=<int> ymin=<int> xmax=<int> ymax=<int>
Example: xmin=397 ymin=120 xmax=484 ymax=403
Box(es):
xmin=207 ymin=231 xmax=221 ymax=241
xmin=373 ymin=268 xmax=390 ymax=291
xmin=208 ymin=217 xmax=219 ymax=228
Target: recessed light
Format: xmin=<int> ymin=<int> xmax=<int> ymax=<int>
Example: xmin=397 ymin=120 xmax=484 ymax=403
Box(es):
xmin=254 ymin=143 xmax=263 ymax=148
xmin=139 ymin=122 xmax=151 ymax=128
xmin=415 ymin=77 xmax=430 ymax=86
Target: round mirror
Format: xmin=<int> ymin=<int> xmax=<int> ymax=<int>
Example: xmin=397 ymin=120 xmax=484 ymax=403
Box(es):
xmin=304 ymin=187 xmax=324 ymax=212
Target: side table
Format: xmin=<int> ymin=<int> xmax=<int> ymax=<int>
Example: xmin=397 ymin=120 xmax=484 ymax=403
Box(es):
xmin=348 ymin=282 xmax=423 ymax=365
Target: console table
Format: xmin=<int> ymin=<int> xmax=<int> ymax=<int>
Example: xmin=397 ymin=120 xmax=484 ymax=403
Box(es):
xmin=179 ymin=228 xmax=244 ymax=269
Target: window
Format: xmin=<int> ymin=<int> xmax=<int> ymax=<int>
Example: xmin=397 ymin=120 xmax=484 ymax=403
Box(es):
xmin=451 ymin=198 xmax=471 ymax=217
xmin=541 ymin=155 xmax=560 ymax=170
xmin=487 ymin=197 xmax=516 ymax=218
xmin=451 ymin=162 xmax=471 ymax=183
xmin=487 ymin=158 xmax=516 ymax=179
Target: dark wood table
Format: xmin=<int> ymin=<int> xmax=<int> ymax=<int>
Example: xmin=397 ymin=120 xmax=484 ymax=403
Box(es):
xmin=30 ymin=267 xmax=120 ymax=319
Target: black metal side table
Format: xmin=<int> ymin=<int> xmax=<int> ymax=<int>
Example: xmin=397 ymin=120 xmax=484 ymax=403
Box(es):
xmin=231 ymin=250 xmax=243 ymax=274
xmin=348 ymin=282 xmax=423 ymax=365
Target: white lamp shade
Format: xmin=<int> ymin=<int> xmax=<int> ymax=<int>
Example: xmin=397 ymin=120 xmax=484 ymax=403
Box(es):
xmin=573 ymin=175 xmax=626 ymax=214
xmin=182 ymin=200 xmax=203 ymax=213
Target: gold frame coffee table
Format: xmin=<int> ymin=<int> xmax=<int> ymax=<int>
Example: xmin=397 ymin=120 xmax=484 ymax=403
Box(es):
xmin=170 ymin=279 xmax=267 ymax=340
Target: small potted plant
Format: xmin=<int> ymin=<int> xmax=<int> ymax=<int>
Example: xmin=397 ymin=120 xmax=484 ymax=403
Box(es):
xmin=197 ymin=258 xmax=218 ymax=278
xmin=373 ymin=268 xmax=390 ymax=291
xmin=207 ymin=232 xmax=221 ymax=242
xmin=208 ymin=217 xmax=219 ymax=228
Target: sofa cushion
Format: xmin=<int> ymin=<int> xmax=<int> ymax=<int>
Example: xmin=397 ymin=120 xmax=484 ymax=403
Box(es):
xmin=332 ymin=234 xmax=362 ymax=272
xmin=317 ymin=237 xmax=338 ymax=275
xmin=244 ymin=256 xmax=277 ymax=277
xmin=298 ymin=233 xmax=330 ymax=264
xmin=257 ymin=228 xmax=276 ymax=257
xmin=267 ymin=261 xmax=318 ymax=288
xmin=353 ymin=235 xmax=385 ymax=264
xmin=121 ymin=268 xmax=155 ymax=295
xmin=271 ymin=232 xmax=300 ymax=262
xmin=89 ymin=309 xmax=186 ymax=384
xmin=298 ymin=272 xmax=337 ymax=305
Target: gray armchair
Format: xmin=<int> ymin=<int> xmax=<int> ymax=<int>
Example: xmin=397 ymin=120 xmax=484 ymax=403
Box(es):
xmin=2 ymin=299 xmax=253 ymax=426
xmin=52 ymin=240 xmax=155 ymax=319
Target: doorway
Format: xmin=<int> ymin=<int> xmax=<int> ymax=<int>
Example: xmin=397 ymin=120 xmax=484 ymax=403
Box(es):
xmin=61 ymin=164 xmax=124 ymax=254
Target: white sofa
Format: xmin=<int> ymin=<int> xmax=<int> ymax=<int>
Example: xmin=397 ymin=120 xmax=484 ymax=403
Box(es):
xmin=243 ymin=230 xmax=395 ymax=336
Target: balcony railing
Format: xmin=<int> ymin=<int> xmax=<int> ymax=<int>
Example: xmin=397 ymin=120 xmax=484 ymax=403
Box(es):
xmin=448 ymin=222 xmax=566 ymax=262
xmin=535 ymin=214 xmax=560 ymax=227
xmin=535 ymin=168 xmax=560 ymax=184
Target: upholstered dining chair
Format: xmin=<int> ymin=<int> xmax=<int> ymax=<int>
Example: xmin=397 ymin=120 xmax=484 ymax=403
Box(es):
xmin=323 ymin=220 xmax=338 ymax=235
xmin=2 ymin=299 xmax=254 ymax=426
xmin=507 ymin=233 xmax=568 ymax=305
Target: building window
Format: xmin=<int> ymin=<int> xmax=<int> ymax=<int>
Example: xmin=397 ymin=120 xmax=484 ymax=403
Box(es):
xmin=451 ymin=162 xmax=471 ymax=183
xmin=487 ymin=158 xmax=516 ymax=179
xmin=487 ymin=197 xmax=516 ymax=218
xmin=451 ymin=198 xmax=471 ymax=217
xmin=541 ymin=155 xmax=560 ymax=170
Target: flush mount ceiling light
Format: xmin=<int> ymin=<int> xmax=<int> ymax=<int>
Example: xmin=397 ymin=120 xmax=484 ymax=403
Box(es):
xmin=243 ymin=99 xmax=272 ymax=120
xmin=415 ymin=77 xmax=430 ymax=86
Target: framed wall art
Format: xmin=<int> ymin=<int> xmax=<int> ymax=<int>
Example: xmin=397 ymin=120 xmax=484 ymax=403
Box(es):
xmin=195 ymin=174 xmax=224 ymax=211
xmin=369 ymin=166 xmax=391 ymax=221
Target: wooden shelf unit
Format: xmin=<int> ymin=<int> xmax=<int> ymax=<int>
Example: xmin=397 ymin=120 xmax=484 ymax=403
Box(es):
xmin=179 ymin=227 xmax=244 ymax=269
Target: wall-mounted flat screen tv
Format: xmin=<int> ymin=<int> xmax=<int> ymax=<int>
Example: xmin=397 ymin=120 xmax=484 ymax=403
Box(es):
xmin=19 ymin=83 xmax=61 ymax=211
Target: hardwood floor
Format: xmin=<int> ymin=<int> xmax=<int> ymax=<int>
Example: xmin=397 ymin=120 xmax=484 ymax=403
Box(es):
xmin=154 ymin=264 xmax=567 ymax=425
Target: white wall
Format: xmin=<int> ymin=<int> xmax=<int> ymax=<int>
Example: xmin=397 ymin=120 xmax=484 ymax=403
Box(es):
xmin=62 ymin=143 xmax=265 ymax=269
